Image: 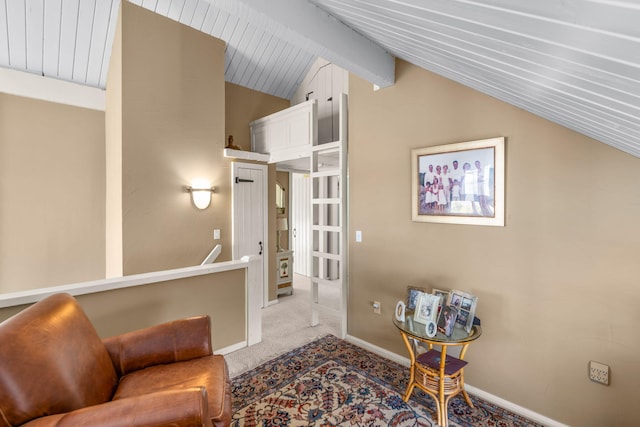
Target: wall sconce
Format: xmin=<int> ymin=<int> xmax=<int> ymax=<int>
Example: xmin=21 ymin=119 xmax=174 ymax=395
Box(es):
xmin=186 ymin=180 xmax=216 ymax=209
xmin=276 ymin=218 xmax=288 ymax=252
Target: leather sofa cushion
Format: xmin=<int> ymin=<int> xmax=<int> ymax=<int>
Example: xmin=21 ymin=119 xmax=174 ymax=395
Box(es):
xmin=0 ymin=294 xmax=118 ymax=427
xmin=19 ymin=388 xmax=210 ymax=427
xmin=113 ymin=355 xmax=231 ymax=426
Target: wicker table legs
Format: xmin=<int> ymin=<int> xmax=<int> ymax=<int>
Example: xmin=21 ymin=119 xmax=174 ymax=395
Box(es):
xmin=399 ymin=331 xmax=474 ymax=427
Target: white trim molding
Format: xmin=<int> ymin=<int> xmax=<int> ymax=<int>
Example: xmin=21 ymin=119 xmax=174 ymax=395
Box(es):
xmin=0 ymin=67 xmax=105 ymax=111
xmin=345 ymin=335 xmax=569 ymax=427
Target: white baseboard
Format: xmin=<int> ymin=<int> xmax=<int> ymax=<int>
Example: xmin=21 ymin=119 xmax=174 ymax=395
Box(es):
xmin=344 ymin=335 xmax=568 ymax=427
xmin=216 ymin=340 xmax=247 ymax=355
xmin=266 ymin=299 xmax=279 ymax=307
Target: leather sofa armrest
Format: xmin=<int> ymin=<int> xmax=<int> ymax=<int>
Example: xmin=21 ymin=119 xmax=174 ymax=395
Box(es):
xmin=22 ymin=388 xmax=211 ymax=427
xmin=103 ymin=315 xmax=213 ymax=376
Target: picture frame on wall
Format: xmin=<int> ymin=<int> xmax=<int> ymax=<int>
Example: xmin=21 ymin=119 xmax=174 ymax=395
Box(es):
xmin=447 ymin=289 xmax=478 ymax=333
xmin=411 ymin=137 xmax=505 ymax=226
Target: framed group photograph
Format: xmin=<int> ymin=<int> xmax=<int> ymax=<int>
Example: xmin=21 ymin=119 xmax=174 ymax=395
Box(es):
xmin=447 ymin=289 xmax=478 ymax=333
xmin=411 ymin=137 xmax=505 ymax=226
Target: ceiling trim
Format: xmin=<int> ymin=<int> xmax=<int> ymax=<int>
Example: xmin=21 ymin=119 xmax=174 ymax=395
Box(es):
xmin=0 ymin=67 xmax=106 ymax=111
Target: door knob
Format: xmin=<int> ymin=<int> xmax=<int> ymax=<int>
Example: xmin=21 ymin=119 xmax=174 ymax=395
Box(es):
xmin=258 ymin=241 xmax=263 ymax=255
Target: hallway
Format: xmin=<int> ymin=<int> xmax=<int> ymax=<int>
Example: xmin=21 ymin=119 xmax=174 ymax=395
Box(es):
xmin=224 ymin=273 xmax=341 ymax=378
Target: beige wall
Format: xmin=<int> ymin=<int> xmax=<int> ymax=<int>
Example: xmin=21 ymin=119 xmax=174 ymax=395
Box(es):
xmin=348 ymin=60 xmax=640 ymax=427
xmin=0 ymin=269 xmax=246 ymax=351
xmin=225 ymin=82 xmax=290 ymax=151
xmin=0 ymin=94 xmax=105 ymax=292
xmin=119 ymin=2 xmax=229 ymax=274
xmin=225 ymin=82 xmax=290 ymax=301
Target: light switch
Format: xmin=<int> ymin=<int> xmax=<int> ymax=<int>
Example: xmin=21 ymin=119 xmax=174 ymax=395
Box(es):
xmin=355 ymin=230 xmax=362 ymax=242
xmin=213 ymin=229 xmax=221 ymax=240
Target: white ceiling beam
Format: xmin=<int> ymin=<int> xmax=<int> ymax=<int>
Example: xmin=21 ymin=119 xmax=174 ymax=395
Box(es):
xmin=213 ymin=0 xmax=395 ymax=88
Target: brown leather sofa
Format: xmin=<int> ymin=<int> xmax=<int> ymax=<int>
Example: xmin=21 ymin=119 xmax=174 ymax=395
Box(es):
xmin=0 ymin=293 xmax=232 ymax=427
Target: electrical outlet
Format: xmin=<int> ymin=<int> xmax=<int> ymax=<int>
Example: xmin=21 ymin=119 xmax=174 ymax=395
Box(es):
xmin=372 ymin=301 xmax=381 ymax=314
xmin=589 ymin=360 xmax=609 ymax=385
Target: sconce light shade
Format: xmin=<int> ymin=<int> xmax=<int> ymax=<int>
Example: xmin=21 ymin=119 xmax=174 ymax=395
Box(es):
xmin=186 ymin=180 xmax=215 ymax=209
xmin=276 ymin=218 xmax=288 ymax=231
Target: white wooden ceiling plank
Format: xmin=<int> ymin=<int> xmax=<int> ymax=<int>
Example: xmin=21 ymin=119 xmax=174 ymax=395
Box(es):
xmin=254 ymin=38 xmax=287 ymax=93
xmin=318 ymin=0 xmax=640 ymax=79
xmin=189 ymin=1 xmax=208 ymax=28
xmin=72 ymin=0 xmax=96 ymax=83
xmin=129 ymin=0 xmax=143 ymax=6
xmin=217 ymin=0 xmax=394 ymax=88
xmin=218 ymin=13 xmax=239 ymax=44
xmin=179 ymin=0 xmax=199 ymax=25
xmin=259 ymin=40 xmax=294 ymax=95
xmin=154 ymin=0 xmax=172 ymax=15
xmin=226 ymin=24 xmax=259 ymax=83
xmin=58 ymin=0 xmax=80 ymax=81
xmin=243 ymin=33 xmax=276 ymax=89
xmin=320 ymin=0 xmax=640 ymax=84
xmin=358 ymin=20 xmax=640 ymax=116
xmin=421 ymin=62 xmax=640 ymax=157
xmin=0 ymin=0 xmax=10 ymax=65
xmin=85 ymin=0 xmax=113 ymax=87
xmin=274 ymin=48 xmax=313 ymax=99
xmin=41 ymin=0 xmax=61 ymax=78
xmin=98 ymin=0 xmax=119 ymax=88
xmin=397 ymin=48 xmax=640 ymax=142
xmin=199 ymin=5 xmax=219 ymax=34
xmin=224 ymin=19 xmax=249 ymax=75
xmin=237 ymin=29 xmax=273 ymax=87
xmin=266 ymin=45 xmax=298 ymax=97
xmin=396 ymin=42 xmax=640 ymax=130
xmin=462 ymin=0 xmax=640 ymax=38
xmin=336 ymin=0 xmax=640 ymax=63
xmin=167 ymin=0 xmax=186 ymax=22
xmin=141 ymin=0 xmax=158 ymax=10
xmin=209 ymin=9 xmax=229 ymax=38
xmin=25 ymin=0 xmax=43 ymax=73
xmin=6 ymin=0 xmax=26 ymax=69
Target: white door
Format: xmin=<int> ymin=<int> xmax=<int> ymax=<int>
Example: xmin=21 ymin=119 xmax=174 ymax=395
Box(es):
xmin=232 ymin=162 xmax=268 ymax=307
xmin=291 ymin=173 xmax=311 ymax=276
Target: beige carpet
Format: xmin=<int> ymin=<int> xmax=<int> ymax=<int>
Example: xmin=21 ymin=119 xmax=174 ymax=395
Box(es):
xmin=224 ymin=273 xmax=342 ymax=378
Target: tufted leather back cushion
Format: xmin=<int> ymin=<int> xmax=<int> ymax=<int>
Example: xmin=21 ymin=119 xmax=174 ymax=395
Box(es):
xmin=0 ymin=293 xmax=118 ymax=427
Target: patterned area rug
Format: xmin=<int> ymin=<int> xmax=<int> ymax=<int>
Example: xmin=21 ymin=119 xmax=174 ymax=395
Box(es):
xmin=231 ymin=335 xmax=542 ymax=426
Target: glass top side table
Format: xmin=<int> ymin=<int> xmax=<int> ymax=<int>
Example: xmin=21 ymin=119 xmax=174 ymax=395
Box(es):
xmin=393 ymin=313 xmax=482 ymax=427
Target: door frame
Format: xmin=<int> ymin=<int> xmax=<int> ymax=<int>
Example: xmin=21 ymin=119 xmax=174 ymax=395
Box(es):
xmin=231 ymin=162 xmax=269 ymax=308
xmin=290 ymin=172 xmax=311 ymax=276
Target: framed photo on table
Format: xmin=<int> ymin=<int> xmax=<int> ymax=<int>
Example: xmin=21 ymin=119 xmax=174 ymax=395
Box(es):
xmin=437 ymin=305 xmax=458 ymax=337
xmin=414 ymin=293 xmax=440 ymax=325
xmin=432 ymin=288 xmax=449 ymax=313
xmin=411 ymin=137 xmax=505 ymax=226
xmin=447 ymin=289 xmax=478 ymax=333
xmin=406 ymin=286 xmax=427 ymax=311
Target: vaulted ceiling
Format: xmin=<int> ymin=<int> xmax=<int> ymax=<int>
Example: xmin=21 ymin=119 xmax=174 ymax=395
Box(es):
xmin=1 ymin=0 xmax=639 ymax=157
